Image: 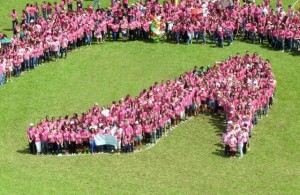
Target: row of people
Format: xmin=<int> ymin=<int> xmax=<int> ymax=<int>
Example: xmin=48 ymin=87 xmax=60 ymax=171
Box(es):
xmin=26 ymin=52 xmax=276 ymax=156
xmin=1 ymin=0 xmax=297 ymax=86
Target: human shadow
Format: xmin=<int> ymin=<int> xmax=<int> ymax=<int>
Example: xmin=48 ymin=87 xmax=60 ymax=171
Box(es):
xmin=201 ymin=112 xmax=228 ymax=158
xmin=17 ymin=147 xmax=30 ymax=154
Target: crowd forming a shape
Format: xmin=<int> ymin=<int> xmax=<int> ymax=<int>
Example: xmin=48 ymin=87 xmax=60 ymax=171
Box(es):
xmin=26 ymin=51 xmax=276 ymax=158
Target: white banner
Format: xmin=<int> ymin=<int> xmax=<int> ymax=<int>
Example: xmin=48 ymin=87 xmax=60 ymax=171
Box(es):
xmin=94 ymin=135 xmax=117 ymax=147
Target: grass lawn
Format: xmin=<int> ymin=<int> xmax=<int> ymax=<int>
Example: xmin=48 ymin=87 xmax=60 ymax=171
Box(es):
xmin=0 ymin=0 xmax=300 ymax=194
xmin=294 ymin=0 xmax=300 ymax=9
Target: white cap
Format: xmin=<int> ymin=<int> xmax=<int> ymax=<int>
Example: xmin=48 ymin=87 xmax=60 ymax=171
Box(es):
xmin=30 ymin=123 xmax=34 ymax=126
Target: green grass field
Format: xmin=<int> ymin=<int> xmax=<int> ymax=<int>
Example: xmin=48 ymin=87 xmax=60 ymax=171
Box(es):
xmin=0 ymin=0 xmax=300 ymax=194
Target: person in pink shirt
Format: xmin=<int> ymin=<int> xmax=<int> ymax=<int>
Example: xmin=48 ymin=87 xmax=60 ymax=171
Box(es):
xmin=114 ymin=125 xmax=122 ymax=154
xmin=229 ymin=133 xmax=237 ymax=158
xmin=23 ymin=48 xmax=30 ymax=71
xmin=67 ymin=0 xmax=73 ymax=11
xmin=60 ymin=35 xmax=68 ymax=59
xmin=48 ymin=129 xmax=57 ymax=155
xmin=62 ymin=128 xmax=70 ymax=154
xmin=69 ymin=128 xmax=77 ymax=155
xmin=123 ymin=0 xmax=128 ymax=8
xmin=33 ymin=128 xmax=42 ymax=155
xmin=89 ymin=127 xmax=96 ymax=154
xmin=222 ymin=131 xmax=230 ymax=157
xmin=27 ymin=123 xmax=37 ymax=154
xmin=41 ymin=126 xmax=49 ymax=154
xmin=41 ymin=1 xmax=47 ymax=19
xmin=143 ymin=119 xmax=152 ymax=144
xmin=187 ymin=21 xmax=194 ymax=45
xmin=120 ymin=18 xmax=128 ymax=42
xmin=285 ymin=28 xmax=293 ymax=52
xmin=75 ymin=129 xmax=83 ymax=154
xmin=95 ymin=20 xmax=103 ymax=44
xmin=111 ymin=20 xmax=120 ymax=42
xmin=278 ymin=26 xmax=285 ymax=52
xmin=80 ymin=127 xmax=90 ymax=154
xmin=13 ymin=56 xmax=22 ymax=77
xmin=55 ymin=130 xmax=64 ymax=156
xmin=51 ymin=39 xmax=60 ymax=62
xmin=122 ymin=132 xmax=131 ymax=153
xmin=134 ymin=121 xmax=142 ymax=151
xmin=10 ymin=9 xmax=18 ymax=30
xmin=237 ymin=130 xmax=244 ymax=158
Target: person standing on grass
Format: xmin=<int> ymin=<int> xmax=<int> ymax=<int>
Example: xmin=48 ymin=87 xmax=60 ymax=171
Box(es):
xmin=237 ymin=130 xmax=244 ymax=159
xmin=143 ymin=120 xmax=151 ymax=144
xmin=41 ymin=1 xmax=47 ymax=19
xmin=23 ymin=48 xmax=30 ymax=71
xmin=67 ymin=0 xmax=73 ymax=11
xmin=5 ymin=58 xmax=13 ymax=82
xmin=55 ymin=130 xmax=63 ymax=156
xmin=123 ymin=0 xmax=128 ymax=8
xmin=63 ymin=128 xmax=70 ymax=155
xmin=114 ymin=126 xmax=122 ymax=154
xmin=222 ymin=131 xmax=230 ymax=157
xmin=69 ymin=128 xmax=77 ymax=155
xmin=134 ymin=121 xmax=142 ymax=151
xmin=229 ymin=133 xmax=237 ymax=158
xmin=60 ymin=35 xmax=68 ymax=59
xmin=27 ymin=123 xmax=36 ymax=154
xmin=187 ymin=21 xmax=194 ymax=45
xmin=51 ymin=38 xmax=60 ymax=62
xmin=111 ymin=20 xmax=120 ymax=42
xmin=123 ymin=133 xmax=131 ymax=153
xmin=93 ymin=0 xmax=100 ymax=9
xmin=0 ymin=62 xmax=5 ymax=86
xmin=242 ymin=127 xmax=249 ymax=154
xmin=41 ymin=126 xmax=49 ymax=155
xmin=13 ymin=56 xmax=21 ymax=77
xmin=89 ymin=128 xmax=96 ymax=154
xmin=278 ymin=26 xmax=285 ymax=52
xmin=120 ymin=18 xmax=128 ymax=42
xmin=10 ymin=9 xmax=18 ymax=31
xmin=33 ymin=128 xmax=42 ymax=155
xmin=95 ymin=21 xmax=103 ymax=44
xmin=76 ymin=0 xmax=83 ymax=12
xmin=48 ymin=129 xmax=57 ymax=155
xmin=75 ymin=129 xmax=83 ymax=154
xmin=285 ymin=28 xmax=293 ymax=52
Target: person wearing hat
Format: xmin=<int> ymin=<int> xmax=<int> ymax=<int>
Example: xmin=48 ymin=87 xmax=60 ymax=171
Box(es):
xmin=26 ymin=123 xmax=36 ymax=154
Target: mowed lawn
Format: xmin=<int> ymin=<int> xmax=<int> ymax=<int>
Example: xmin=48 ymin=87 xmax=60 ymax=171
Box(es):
xmin=0 ymin=0 xmax=300 ymax=194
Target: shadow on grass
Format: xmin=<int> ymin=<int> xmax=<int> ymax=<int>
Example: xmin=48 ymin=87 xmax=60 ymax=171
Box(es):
xmin=201 ymin=112 xmax=228 ymax=158
xmin=17 ymin=148 xmax=30 ymax=154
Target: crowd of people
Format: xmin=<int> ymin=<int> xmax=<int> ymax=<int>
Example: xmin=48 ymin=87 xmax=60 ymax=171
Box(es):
xmin=0 ymin=0 xmax=298 ymax=86
xmin=26 ymin=51 xmax=276 ymax=157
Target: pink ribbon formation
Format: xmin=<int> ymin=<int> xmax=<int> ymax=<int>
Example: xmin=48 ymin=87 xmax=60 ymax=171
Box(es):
xmin=26 ymin=52 xmax=276 ymax=158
